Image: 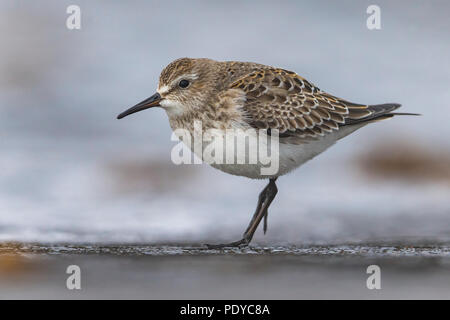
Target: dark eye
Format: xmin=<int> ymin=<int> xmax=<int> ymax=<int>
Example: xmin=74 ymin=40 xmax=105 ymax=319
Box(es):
xmin=178 ymin=79 xmax=190 ymax=88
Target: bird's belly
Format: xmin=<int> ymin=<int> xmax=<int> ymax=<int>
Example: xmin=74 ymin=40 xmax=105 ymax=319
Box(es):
xmin=208 ymin=141 xmax=321 ymax=179
xmin=181 ymin=125 xmax=362 ymax=179
xmin=198 ymin=130 xmax=332 ymax=179
xmin=270 ymin=124 xmax=365 ymax=178
xmin=199 ymin=129 xmax=280 ymax=179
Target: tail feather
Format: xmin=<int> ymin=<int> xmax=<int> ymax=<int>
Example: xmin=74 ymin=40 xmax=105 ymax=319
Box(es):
xmin=343 ymin=103 xmax=420 ymax=126
xmin=368 ymin=103 xmax=402 ymax=114
xmin=389 ymin=112 xmax=422 ymax=116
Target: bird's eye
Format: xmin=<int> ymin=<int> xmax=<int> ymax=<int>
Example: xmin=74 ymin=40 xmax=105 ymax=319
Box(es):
xmin=178 ymin=79 xmax=190 ymax=88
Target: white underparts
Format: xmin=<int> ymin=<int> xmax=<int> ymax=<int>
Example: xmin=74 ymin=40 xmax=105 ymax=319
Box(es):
xmin=170 ymin=122 xmax=365 ymax=179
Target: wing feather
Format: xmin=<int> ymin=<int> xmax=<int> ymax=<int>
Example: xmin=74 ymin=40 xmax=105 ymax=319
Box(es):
xmin=229 ymin=67 xmax=397 ymax=140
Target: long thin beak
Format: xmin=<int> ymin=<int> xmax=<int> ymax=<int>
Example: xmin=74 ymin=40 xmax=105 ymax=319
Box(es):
xmin=117 ymin=93 xmax=162 ymax=119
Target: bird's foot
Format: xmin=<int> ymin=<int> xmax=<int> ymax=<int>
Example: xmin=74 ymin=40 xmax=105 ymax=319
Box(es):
xmin=204 ymin=237 xmax=249 ymax=249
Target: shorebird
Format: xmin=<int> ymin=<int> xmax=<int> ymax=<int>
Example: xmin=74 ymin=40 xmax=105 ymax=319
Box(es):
xmin=117 ymin=58 xmax=417 ymax=248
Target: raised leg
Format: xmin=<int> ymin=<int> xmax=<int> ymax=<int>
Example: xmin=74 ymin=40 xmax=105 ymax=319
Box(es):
xmin=205 ymin=178 xmax=278 ymax=249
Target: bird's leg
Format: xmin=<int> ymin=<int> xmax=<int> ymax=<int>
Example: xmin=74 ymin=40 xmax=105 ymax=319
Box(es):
xmin=205 ymin=178 xmax=278 ymax=249
xmin=242 ymin=178 xmax=278 ymax=243
xmin=263 ymin=210 xmax=269 ymax=235
xmin=244 ymin=179 xmax=276 ymax=235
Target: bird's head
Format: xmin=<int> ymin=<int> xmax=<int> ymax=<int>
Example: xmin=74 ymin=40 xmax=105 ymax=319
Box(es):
xmin=117 ymin=58 xmax=220 ymax=120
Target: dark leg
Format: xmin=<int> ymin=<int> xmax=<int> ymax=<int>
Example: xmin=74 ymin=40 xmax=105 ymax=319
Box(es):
xmin=244 ymin=178 xmax=277 ymax=235
xmin=205 ymin=178 xmax=278 ymax=249
xmin=263 ymin=203 xmax=269 ymax=234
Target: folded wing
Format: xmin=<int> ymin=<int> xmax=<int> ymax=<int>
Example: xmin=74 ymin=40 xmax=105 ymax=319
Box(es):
xmin=230 ymin=68 xmax=401 ymax=139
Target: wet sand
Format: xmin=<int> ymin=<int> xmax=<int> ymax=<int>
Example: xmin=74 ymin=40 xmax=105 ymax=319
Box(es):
xmin=1 ymin=243 xmax=449 ymax=299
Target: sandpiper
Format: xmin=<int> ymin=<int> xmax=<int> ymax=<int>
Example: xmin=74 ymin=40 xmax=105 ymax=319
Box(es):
xmin=117 ymin=58 xmax=418 ymax=248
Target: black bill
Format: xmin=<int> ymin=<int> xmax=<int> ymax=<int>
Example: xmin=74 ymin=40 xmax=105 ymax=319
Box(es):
xmin=117 ymin=93 xmax=162 ymax=119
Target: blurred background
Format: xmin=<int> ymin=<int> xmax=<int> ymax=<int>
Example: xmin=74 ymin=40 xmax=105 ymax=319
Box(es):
xmin=1 ymin=0 xmax=449 ymax=246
